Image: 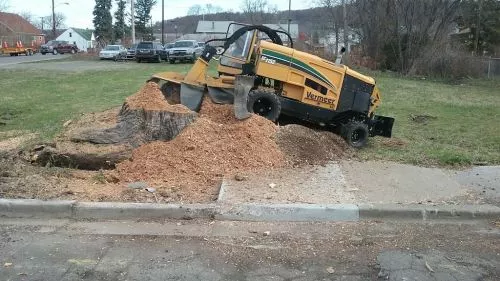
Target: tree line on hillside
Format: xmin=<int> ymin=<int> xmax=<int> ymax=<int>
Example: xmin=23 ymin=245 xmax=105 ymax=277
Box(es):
xmin=156 ymin=0 xmax=499 ymax=78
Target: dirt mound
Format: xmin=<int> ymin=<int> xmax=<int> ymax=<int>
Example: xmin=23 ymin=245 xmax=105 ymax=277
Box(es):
xmin=116 ymin=100 xmax=284 ymax=202
xmin=126 ymin=82 xmax=191 ymax=113
xmin=276 ymin=124 xmax=352 ymax=165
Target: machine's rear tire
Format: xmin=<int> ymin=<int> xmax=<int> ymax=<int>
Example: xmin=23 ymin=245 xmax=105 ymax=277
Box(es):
xmin=247 ymin=90 xmax=281 ymax=122
xmin=53 ymin=49 xmax=58 ymax=55
xmin=342 ymin=121 xmax=369 ymax=148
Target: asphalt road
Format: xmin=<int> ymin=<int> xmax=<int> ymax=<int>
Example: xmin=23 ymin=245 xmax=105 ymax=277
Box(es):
xmin=0 ymin=53 xmax=68 ymax=67
xmin=0 ymin=219 xmax=498 ymax=281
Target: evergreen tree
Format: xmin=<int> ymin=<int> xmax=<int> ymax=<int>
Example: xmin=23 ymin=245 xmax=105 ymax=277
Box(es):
xmin=135 ymin=0 xmax=157 ymax=40
xmin=93 ymin=0 xmax=113 ymax=43
xmin=114 ymin=0 xmax=129 ymax=41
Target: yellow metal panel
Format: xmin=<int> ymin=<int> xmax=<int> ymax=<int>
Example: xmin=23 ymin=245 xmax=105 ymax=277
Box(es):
xmin=183 ymin=58 xmax=209 ymax=85
xmin=151 ymin=72 xmax=185 ymax=84
xmin=289 ymin=71 xmax=304 ymax=84
xmin=282 ymin=83 xmax=304 ymax=100
xmin=217 ymin=64 xmax=242 ymax=75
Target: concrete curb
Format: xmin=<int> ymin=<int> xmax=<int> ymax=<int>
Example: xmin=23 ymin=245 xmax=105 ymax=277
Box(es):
xmin=73 ymin=202 xmax=217 ymax=220
xmin=359 ymin=203 xmax=500 ymax=220
xmin=216 ymin=203 xmax=359 ymax=222
xmin=1 ymin=199 xmax=499 ymax=221
xmin=0 ymin=199 xmax=75 ymax=218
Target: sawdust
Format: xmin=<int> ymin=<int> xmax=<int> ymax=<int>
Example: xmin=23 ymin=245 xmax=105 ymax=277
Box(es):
xmin=126 ymin=82 xmax=192 ymax=113
xmin=116 ymin=99 xmax=284 ymax=202
xmin=276 ymin=124 xmax=353 ymax=166
xmin=381 ymin=138 xmax=408 ymax=148
xmin=198 ymin=97 xmax=237 ymax=124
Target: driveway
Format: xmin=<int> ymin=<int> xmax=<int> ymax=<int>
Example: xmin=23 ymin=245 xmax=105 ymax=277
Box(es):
xmin=0 ymin=53 xmax=67 ymax=67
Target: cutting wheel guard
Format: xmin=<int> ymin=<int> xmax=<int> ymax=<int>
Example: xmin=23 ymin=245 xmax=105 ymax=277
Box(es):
xmin=233 ymin=75 xmax=255 ymax=120
xmin=180 ymin=83 xmax=205 ymax=112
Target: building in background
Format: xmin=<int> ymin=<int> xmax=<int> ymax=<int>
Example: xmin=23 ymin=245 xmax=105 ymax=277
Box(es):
xmin=0 ymin=12 xmax=44 ymax=48
xmin=56 ymin=28 xmax=95 ymax=52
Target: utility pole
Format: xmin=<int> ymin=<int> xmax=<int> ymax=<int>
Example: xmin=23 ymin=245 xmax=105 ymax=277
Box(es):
xmin=52 ymin=0 xmax=56 ymax=39
xmin=131 ymin=0 xmax=135 ymax=44
xmin=40 ymin=17 xmax=45 ymax=33
xmin=342 ymin=0 xmax=349 ymax=65
xmin=287 ymin=0 xmax=291 ymax=35
xmin=474 ymin=0 xmax=483 ymax=55
xmin=161 ymin=0 xmax=164 ymax=45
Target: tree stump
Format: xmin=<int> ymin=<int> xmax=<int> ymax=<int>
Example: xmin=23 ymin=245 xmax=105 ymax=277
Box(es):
xmin=31 ymin=82 xmax=196 ymax=170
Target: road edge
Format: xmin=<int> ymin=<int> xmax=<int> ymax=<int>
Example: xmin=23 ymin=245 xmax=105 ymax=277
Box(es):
xmin=1 ymin=199 xmax=499 ymax=221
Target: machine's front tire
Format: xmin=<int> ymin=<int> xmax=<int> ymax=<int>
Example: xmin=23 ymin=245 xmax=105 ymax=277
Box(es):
xmin=342 ymin=121 xmax=369 ymax=148
xmin=247 ymin=90 xmax=281 ymax=122
xmin=52 ymin=49 xmax=58 ymax=55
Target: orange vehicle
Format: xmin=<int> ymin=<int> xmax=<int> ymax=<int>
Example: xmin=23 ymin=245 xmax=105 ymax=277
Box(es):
xmin=1 ymin=41 xmax=35 ymax=56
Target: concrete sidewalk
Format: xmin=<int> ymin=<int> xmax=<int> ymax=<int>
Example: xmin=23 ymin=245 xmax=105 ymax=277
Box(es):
xmin=219 ymin=161 xmax=500 ymax=206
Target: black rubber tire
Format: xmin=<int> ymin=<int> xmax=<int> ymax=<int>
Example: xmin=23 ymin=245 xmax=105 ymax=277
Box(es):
xmin=136 ymin=59 xmax=141 ymax=63
xmin=42 ymin=53 xmax=46 ymax=55
xmin=247 ymin=90 xmax=281 ymax=122
xmin=169 ymin=59 xmax=175 ymax=64
xmin=52 ymin=49 xmax=58 ymax=55
xmin=342 ymin=121 xmax=369 ymax=148
xmin=71 ymin=49 xmax=76 ymax=54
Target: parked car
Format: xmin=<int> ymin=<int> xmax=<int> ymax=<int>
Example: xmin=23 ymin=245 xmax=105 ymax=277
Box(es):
xmin=99 ymin=45 xmax=127 ymax=60
xmin=135 ymin=41 xmax=168 ymax=63
xmin=126 ymin=43 xmax=138 ymax=59
xmin=167 ymin=40 xmax=201 ymax=63
xmin=40 ymin=40 xmax=78 ymax=55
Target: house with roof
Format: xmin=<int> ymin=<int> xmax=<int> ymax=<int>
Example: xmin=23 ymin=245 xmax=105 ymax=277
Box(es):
xmin=195 ymin=21 xmax=299 ymax=43
xmin=56 ymin=28 xmax=95 ymax=52
xmin=0 ymin=11 xmax=43 ymax=47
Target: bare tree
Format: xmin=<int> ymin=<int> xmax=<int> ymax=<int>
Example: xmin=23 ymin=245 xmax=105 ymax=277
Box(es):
xmin=241 ymin=0 xmax=274 ymax=24
xmin=0 ymin=0 xmax=9 ymax=11
xmin=350 ymin=0 xmax=461 ymax=73
xmin=18 ymin=11 xmax=34 ymax=24
xmin=187 ymin=4 xmax=202 ymax=15
xmin=314 ymin=0 xmax=343 ymax=55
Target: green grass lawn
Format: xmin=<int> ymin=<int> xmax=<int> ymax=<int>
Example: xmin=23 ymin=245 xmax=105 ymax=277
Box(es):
xmin=359 ymin=74 xmax=500 ymax=166
xmin=1 ymin=60 xmax=499 ymax=166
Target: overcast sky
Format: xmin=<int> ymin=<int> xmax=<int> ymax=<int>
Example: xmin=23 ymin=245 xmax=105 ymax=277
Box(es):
xmin=8 ymin=0 xmax=312 ymax=29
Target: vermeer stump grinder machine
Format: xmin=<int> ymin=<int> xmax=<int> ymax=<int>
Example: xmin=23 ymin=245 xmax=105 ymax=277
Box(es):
xmin=149 ymin=23 xmax=394 ymax=147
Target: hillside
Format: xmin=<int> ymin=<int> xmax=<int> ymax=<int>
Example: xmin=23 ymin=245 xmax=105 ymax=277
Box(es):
xmin=152 ymin=7 xmax=336 ymax=37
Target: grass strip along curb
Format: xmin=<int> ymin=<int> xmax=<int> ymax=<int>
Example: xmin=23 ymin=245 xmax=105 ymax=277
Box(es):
xmin=1 ymin=199 xmax=499 ymax=221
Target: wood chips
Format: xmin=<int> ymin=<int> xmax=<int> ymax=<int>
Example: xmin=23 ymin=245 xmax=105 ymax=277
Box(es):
xmin=116 ymin=97 xmax=285 ymax=202
xmin=126 ymin=82 xmax=191 ymax=113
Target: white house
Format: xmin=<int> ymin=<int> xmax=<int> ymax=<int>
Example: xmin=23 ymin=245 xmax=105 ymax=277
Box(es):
xmin=56 ymin=28 xmax=95 ymax=52
xmin=195 ymin=21 xmax=299 ymax=42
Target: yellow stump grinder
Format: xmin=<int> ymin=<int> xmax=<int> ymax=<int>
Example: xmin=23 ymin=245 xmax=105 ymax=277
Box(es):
xmin=149 ymin=23 xmax=394 ymax=147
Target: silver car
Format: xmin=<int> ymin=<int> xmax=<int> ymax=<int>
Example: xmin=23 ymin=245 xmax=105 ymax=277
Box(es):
xmin=99 ymin=45 xmax=127 ymax=60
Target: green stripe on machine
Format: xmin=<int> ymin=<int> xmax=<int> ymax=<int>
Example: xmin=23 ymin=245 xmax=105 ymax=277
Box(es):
xmin=261 ymin=49 xmax=334 ymax=88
